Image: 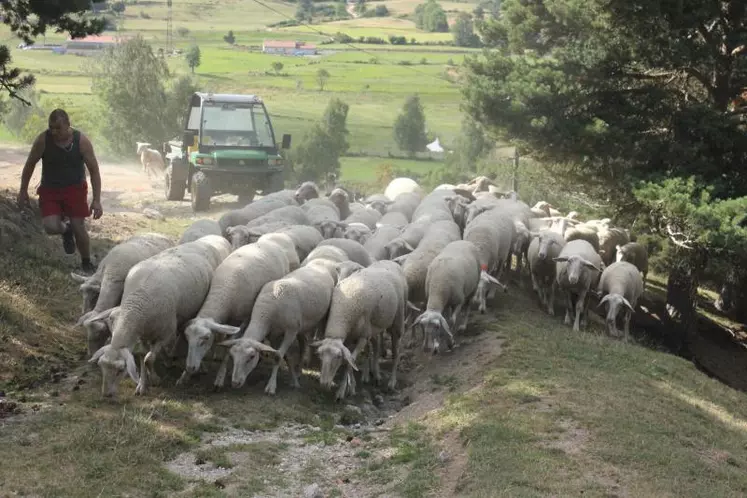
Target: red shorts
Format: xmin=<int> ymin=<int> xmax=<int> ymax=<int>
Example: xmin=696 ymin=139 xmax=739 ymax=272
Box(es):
xmin=36 ymin=182 xmax=91 ymax=219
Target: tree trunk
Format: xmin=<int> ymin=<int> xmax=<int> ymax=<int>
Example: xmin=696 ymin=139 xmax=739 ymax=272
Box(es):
xmin=715 ymin=262 xmax=747 ymax=325
xmin=665 ymin=248 xmax=707 ymax=356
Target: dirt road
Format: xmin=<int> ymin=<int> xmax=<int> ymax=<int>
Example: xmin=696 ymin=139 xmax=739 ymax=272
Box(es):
xmin=0 ymin=143 xmax=241 ymax=218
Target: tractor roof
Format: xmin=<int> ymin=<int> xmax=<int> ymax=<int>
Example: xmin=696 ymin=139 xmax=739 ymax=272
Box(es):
xmin=194 ymin=92 xmax=263 ymax=104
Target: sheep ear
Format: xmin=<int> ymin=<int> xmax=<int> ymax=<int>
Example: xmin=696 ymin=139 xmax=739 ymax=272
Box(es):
xmin=583 ymin=260 xmax=601 ymax=272
xmin=342 ymin=345 xmax=359 ymax=372
xmin=208 ymin=322 xmax=242 ymax=336
xmin=597 ymin=294 xmax=611 ymax=308
xmin=437 ymin=314 xmax=454 ymax=341
xmin=403 ymin=241 xmax=415 ymax=251
xmin=392 ymin=254 xmax=409 ymax=265
xmin=622 ymin=297 xmax=635 ymax=312
xmin=88 ymin=345 xmax=107 ymax=363
xmin=225 ymin=226 xmax=236 ymax=236
xmin=406 ymin=301 xmax=421 ymax=312
xmin=122 ymin=348 xmax=140 ymax=383
xmin=311 ymin=340 xmax=325 ymax=348
xmin=70 ymin=272 xmax=89 ymax=283
xmin=553 ymin=257 xmax=568 ymax=263
xmin=75 ymin=310 xmax=95 ymax=327
xmin=218 ymin=339 xmax=240 ymax=347
xmin=84 ymin=307 xmax=118 ymax=327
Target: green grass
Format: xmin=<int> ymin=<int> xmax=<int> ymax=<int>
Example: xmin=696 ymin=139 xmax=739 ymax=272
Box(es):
xmin=0 ymin=0 xmax=475 ymax=162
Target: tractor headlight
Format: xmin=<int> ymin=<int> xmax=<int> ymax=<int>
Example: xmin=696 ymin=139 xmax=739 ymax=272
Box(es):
xmin=195 ymin=157 xmax=214 ymax=165
xmin=268 ymin=158 xmax=283 ymax=166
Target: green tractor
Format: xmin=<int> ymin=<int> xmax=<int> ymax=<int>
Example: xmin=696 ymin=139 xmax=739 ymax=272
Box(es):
xmin=162 ymin=92 xmax=291 ymax=212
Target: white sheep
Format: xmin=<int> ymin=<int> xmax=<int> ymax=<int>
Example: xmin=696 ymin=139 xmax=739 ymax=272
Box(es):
xmin=386 ymin=191 xmax=423 ymax=222
xmin=316 ymin=238 xmax=374 ymax=267
xmin=384 ymin=220 xmax=429 ymax=260
xmin=596 ymin=261 xmax=643 ymax=341
xmin=462 ymin=210 xmax=514 ymax=312
xmin=178 ymin=237 xmax=293 ymax=385
xmin=527 ymin=230 xmax=566 ymax=315
xmin=554 ymin=239 xmax=603 ymax=332
xmin=315 ymin=260 xmax=408 ymax=399
xmin=364 ymin=225 xmax=403 ymax=260
xmin=178 ymin=219 xmax=222 ymax=244
xmin=226 ymin=205 xmax=309 ymax=249
xmin=136 ymin=142 xmax=166 ymax=178
xmin=412 ymin=240 xmax=484 ymax=354
xmin=344 ymin=205 xmax=382 ymax=230
xmin=215 ymin=257 xmax=343 ymax=394
xmin=564 ymin=223 xmax=601 ymax=251
xmin=597 ymin=226 xmax=630 ymax=267
xmin=303 ymin=245 xmax=351 ymax=264
xmin=342 ymin=222 xmax=373 ymax=245
xmin=376 ymin=210 xmax=409 ymax=229
xmin=395 ymin=219 xmax=462 ymax=306
xmin=615 ymin=241 xmax=649 ymax=285
xmin=87 ymin=235 xmax=232 ymax=397
xmin=302 ymin=198 xmax=342 ymax=237
xmin=384 ymin=177 xmax=422 ymax=201
xmin=252 ymin=224 xmax=324 ymax=261
xmin=72 ymin=233 xmax=174 ymax=356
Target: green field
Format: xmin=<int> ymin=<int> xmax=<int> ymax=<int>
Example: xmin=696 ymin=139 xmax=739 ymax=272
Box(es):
xmin=1 ymin=0 xmax=481 ymax=179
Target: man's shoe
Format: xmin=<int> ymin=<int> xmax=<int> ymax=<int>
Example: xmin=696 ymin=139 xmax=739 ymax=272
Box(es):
xmin=62 ymin=222 xmax=76 ymax=255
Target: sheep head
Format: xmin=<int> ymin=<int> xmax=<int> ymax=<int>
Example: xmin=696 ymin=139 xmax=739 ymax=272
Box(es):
xmin=385 ymin=238 xmax=415 ymax=260
xmin=316 ymin=220 xmax=343 ymax=239
xmin=136 ymin=142 xmax=151 ymax=155
xmin=412 ymin=310 xmax=454 ymax=354
xmin=367 ymin=199 xmax=391 ymax=215
xmin=219 ymin=337 xmax=277 ymax=388
xmin=71 ymin=272 xmax=101 ymax=314
xmin=225 ymin=225 xmax=251 ymax=249
xmin=597 ymin=293 xmax=634 ymax=337
xmin=79 ymin=306 xmax=120 ymax=358
xmin=537 ymin=233 xmax=562 ymax=261
xmin=89 ymin=344 xmax=139 ymax=398
xmin=343 ymin=224 xmax=371 ymax=245
xmin=337 ymin=260 xmax=365 ymax=280
xmin=294 ymin=181 xmax=320 ymax=204
xmin=313 ymin=338 xmax=358 ymax=389
xmin=184 ymin=318 xmax=241 ymax=374
xmin=553 ymin=255 xmax=601 ymax=285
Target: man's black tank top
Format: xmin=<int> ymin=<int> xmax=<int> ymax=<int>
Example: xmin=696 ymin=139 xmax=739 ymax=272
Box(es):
xmin=40 ymin=129 xmax=86 ymax=188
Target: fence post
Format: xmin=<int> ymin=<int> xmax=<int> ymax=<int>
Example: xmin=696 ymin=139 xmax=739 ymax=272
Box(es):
xmin=512 ymin=148 xmax=519 ymax=193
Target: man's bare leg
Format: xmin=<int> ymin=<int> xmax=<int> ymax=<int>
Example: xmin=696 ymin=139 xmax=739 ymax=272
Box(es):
xmin=70 ymin=218 xmax=90 ymax=261
xmin=41 ymin=215 xmax=67 ymax=235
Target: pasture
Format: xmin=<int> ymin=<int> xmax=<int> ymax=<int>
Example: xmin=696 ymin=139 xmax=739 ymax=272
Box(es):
xmin=0 ymin=0 xmax=482 ymax=175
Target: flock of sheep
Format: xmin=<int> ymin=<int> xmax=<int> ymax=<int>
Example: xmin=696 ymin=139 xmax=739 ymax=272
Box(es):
xmin=70 ymin=176 xmax=649 ymax=400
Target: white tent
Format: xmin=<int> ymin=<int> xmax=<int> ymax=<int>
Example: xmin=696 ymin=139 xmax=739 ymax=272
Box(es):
xmin=426 ymin=137 xmax=444 ymax=153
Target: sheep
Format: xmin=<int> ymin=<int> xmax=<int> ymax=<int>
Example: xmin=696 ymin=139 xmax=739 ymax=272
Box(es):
xmin=302 ymin=198 xmax=342 ymax=237
xmin=384 ymin=177 xmax=423 ymax=201
xmin=527 ymin=230 xmax=566 ymax=315
xmin=87 ymin=235 xmax=232 ymax=397
xmin=303 ymin=245 xmax=351 ymax=264
xmin=226 ymin=206 xmax=310 ymax=249
xmin=462 ymin=210 xmax=514 ymax=312
xmin=364 ymin=225 xmax=403 ymax=260
xmin=553 ymin=239 xmax=604 ymax=332
xmin=136 ymin=142 xmax=166 ymax=178
xmin=411 ymin=189 xmax=463 ymax=225
xmin=178 ymin=219 xmax=222 ymax=244
xmin=342 ymin=222 xmax=373 ymax=245
xmin=615 ymin=241 xmax=649 ymax=285
xmin=243 ymin=224 xmax=324 ymax=262
xmin=343 ymin=205 xmax=382 ymax=230
xmin=178 ymin=237 xmax=293 ymax=385
xmin=315 ymin=260 xmax=409 ymax=399
xmin=596 ymin=261 xmax=644 ymax=341
xmin=597 ymin=227 xmax=630 ymax=267
xmin=396 ymin=219 xmax=462 ymax=306
xmin=376 ymin=211 xmax=409 ymax=229
xmin=316 ymin=238 xmax=374 ymax=267
xmin=384 ymin=220 xmax=429 ymax=259
xmin=72 ymin=233 xmax=174 ymax=356
xmin=328 ymin=188 xmax=352 ymax=220
xmin=564 ymin=223 xmax=600 ymax=251
xmin=214 ymin=257 xmax=344 ymax=394
xmin=412 ymin=240 xmax=486 ymax=354
xmin=217 ymin=182 xmax=319 ymax=234
xmin=386 ymin=191 xmax=422 ymax=222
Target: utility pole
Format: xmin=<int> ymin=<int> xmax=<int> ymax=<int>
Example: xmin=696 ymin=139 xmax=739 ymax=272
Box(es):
xmin=166 ymin=0 xmax=173 ymax=54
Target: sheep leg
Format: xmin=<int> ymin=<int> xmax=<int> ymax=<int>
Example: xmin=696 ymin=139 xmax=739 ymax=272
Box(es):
xmin=176 ymin=370 xmax=191 ymax=386
xmin=547 ymin=281 xmax=556 ymax=316
xmin=135 ymin=343 xmax=163 ymax=395
xmin=285 ymin=345 xmax=302 ymax=389
xmin=265 ymin=331 xmax=297 ymax=395
xmin=213 ymin=354 xmax=231 ymax=390
xmin=564 ymin=293 xmax=573 ymax=326
xmin=623 ymin=309 xmax=632 ymax=342
xmin=573 ymin=291 xmax=586 ymax=332
xmin=360 ymin=344 xmax=371 ymax=385
xmin=371 ymin=334 xmax=383 ymax=385
xmin=388 ymin=328 xmax=402 ymax=391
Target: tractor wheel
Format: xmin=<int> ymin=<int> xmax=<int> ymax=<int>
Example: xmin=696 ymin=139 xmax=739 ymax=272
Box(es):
xmin=191 ymin=171 xmax=212 ymax=212
xmin=264 ymin=172 xmax=285 ymax=194
xmin=164 ymin=160 xmax=187 ymax=201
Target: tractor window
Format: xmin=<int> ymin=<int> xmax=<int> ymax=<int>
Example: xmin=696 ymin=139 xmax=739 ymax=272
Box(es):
xmin=199 ymin=102 xmax=275 ymax=147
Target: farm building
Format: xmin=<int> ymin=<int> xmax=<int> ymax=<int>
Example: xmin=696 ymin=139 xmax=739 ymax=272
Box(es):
xmin=262 ymin=40 xmax=317 ymax=56
xmin=53 ymin=35 xmax=127 ymax=56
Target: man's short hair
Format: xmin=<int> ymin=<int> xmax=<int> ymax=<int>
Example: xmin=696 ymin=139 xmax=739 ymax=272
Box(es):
xmin=49 ymin=109 xmax=70 ymax=125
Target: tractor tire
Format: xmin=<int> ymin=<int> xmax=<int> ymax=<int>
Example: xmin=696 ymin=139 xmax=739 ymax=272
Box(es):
xmin=263 ymin=172 xmax=285 ymax=195
xmin=191 ymin=171 xmax=212 ymax=212
xmin=164 ymin=160 xmax=187 ymax=201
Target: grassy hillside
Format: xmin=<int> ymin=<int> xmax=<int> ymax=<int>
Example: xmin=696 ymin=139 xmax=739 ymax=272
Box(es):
xmin=0 ymin=0 xmax=480 ymax=178
xmin=2 ymin=192 xmax=747 ymax=497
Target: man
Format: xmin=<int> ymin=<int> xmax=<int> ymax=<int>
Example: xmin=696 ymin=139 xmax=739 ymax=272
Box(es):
xmin=17 ymin=108 xmax=103 ymax=274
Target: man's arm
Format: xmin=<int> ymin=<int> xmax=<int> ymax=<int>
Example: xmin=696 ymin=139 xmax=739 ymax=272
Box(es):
xmin=19 ymin=132 xmax=45 ymax=193
xmin=79 ymin=133 xmax=101 ymax=203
